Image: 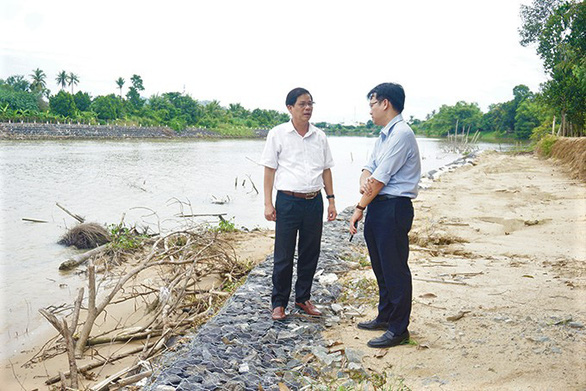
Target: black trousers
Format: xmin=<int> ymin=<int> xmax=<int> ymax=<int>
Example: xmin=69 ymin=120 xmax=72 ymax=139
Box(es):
xmin=364 ymin=196 xmax=414 ymax=335
xmin=272 ymin=191 xmax=323 ymax=309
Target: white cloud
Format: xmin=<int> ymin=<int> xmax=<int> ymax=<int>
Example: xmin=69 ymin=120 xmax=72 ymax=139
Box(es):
xmin=0 ymin=0 xmax=546 ymax=123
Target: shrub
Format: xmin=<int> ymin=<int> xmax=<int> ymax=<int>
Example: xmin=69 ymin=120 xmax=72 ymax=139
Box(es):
xmin=535 ymin=134 xmax=558 ymax=158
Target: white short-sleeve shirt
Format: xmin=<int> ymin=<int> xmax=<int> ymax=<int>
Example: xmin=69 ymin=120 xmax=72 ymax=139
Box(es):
xmin=260 ymin=121 xmax=334 ymax=192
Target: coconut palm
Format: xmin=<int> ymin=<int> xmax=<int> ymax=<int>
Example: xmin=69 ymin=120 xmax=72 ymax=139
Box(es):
xmin=115 ymin=77 xmax=125 ymax=97
xmin=67 ymin=72 xmax=79 ymax=94
xmin=56 ymin=71 xmax=68 ymax=90
xmin=30 ymin=68 xmax=47 ymax=95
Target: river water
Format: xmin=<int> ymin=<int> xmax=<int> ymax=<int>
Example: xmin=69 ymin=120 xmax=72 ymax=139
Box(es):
xmin=0 ymin=136 xmax=508 ymax=358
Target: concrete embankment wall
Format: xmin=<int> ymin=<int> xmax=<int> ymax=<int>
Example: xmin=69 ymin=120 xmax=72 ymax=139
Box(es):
xmin=0 ymin=122 xmax=269 ymax=140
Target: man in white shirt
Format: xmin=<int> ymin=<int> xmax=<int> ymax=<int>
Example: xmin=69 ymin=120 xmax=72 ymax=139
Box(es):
xmin=261 ymin=87 xmax=337 ymax=321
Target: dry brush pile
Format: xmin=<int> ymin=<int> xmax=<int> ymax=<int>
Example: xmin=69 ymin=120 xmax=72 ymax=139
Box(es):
xmin=550 ymin=137 xmax=586 ymax=182
xmin=30 ymin=226 xmax=255 ymax=390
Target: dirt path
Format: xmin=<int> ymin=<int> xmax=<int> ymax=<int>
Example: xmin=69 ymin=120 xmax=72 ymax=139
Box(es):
xmin=325 ymin=151 xmax=586 ymax=390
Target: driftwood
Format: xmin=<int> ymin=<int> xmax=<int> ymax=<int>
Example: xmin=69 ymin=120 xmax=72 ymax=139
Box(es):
xmin=90 ymin=364 xmax=152 ymax=391
xmin=245 ymin=156 xmax=261 ymax=165
xmin=45 ymin=343 xmax=156 ymax=385
xmin=59 ymin=243 xmax=110 ymax=270
xmin=107 ymin=370 xmax=153 ymax=390
xmin=39 ymin=300 xmax=81 ymax=390
xmin=39 ymin=227 xmax=249 ymax=389
xmin=56 ymin=202 xmax=85 ymax=223
xmin=87 ymin=330 xmax=162 ymax=346
xmin=178 ymin=213 xmax=227 ymax=219
xmin=22 ymin=217 xmax=49 ymax=223
xmin=246 ymin=174 xmax=259 ymax=194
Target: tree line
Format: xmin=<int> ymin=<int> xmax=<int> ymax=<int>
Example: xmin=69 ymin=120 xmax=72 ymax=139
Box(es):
xmin=0 ymin=71 xmax=290 ymax=134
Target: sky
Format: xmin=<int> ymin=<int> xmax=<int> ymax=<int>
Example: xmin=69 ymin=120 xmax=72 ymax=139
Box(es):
xmin=1 ymin=0 xmax=547 ymax=124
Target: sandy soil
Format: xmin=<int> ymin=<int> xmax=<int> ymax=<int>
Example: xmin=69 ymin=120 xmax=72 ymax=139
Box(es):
xmin=0 ymin=230 xmax=275 ymax=391
xmin=324 ymin=151 xmax=586 ymax=390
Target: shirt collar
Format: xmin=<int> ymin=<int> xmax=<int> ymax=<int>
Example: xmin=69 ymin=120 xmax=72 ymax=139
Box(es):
xmin=380 ymin=114 xmax=404 ymax=137
xmin=287 ymin=120 xmax=315 ymax=137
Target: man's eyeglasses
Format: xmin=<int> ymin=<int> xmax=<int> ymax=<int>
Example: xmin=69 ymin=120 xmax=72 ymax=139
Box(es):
xmin=297 ymin=101 xmax=315 ymax=108
xmin=369 ymin=100 xmax=381 ymax=108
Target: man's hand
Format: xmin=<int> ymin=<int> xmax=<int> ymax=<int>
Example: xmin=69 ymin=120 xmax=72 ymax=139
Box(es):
xmin=360 ymin=176 xmax=377 ymax=196
xmin=349 ymin=209 xmax=363 ymax=235
xmin=264 ymin=204 xmax=276 ymax=221
xmin=327 ymin=204 xmax=337 ymax=221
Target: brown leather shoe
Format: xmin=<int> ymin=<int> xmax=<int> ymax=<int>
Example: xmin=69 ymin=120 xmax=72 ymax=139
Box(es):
xmin=271 ymin=306 xmax=286 ymax=321
xmin=295 ymin=300 xmax=322 ymax=316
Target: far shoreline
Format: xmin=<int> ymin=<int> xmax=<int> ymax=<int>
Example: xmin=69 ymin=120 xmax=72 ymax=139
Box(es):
xmin=0 ymin=121 xmax=269 ymax=140
xmin=0 ymin=121 xmax=518 ymax=144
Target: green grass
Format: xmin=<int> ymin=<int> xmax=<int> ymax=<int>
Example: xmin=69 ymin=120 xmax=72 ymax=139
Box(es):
xmin=213 ymin=217 xmax=237 ymax=233
xmin=108 ymin=223 xmax=149 ymax=250
xmin=535 ymin=134 xmax=558 ymax=157
xmin=210 ymin=124 xmax=257 ymax=137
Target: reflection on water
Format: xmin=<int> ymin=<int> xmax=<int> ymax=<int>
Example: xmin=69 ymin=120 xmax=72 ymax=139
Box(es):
xmin=0 ymin=136 xmax=505 ymax=358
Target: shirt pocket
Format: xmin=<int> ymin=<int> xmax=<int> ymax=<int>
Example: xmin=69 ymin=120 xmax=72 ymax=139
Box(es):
xmin=303 ymin=137 xmax=326 ymax=170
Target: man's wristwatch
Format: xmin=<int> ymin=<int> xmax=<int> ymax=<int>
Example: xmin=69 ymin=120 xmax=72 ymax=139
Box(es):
xmin=356 ymin=204 xmax=366 ymax=211
xmin=326 ymin=194 xmax=335 ymax=199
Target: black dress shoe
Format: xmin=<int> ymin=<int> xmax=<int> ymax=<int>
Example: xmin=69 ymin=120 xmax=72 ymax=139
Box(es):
xmin=357 ymin=319 xmax=390 ymax=331
xmin=367 ymin=330 xmax=410 ymax=348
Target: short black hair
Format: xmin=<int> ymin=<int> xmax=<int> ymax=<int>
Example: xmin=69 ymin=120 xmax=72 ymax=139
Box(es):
xmin=367 ymin=83 xmax=405 ymax=113
xmin=286 ymin=87 xmax=312 ymax=106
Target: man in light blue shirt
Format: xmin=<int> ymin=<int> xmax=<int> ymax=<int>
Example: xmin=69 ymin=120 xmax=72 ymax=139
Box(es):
xmin=349 ymin=82 xmax=421 ymax=348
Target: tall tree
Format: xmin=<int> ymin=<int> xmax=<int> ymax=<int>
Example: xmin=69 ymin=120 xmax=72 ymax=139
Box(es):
xmin=126 ymin=74 xmax=145 ymax=111
xmin=56 ymin=71 xmax=68 ymax=90
xmin=73 ymin=91 xmax=92 ymax=111
xmin=115 ymin=77 xmax=125 ymax=97
xmin=67 ymin=72 xmax=80 ymax=94
xmin=30 ymin=68 xmax=48 ymax=96
xmin=49 ymin=90 xmax=76 ymax=117
xmin=520 ymin=0 xmax=585 ymax=135
xmin=91 ymin=94 xmax=123 ymax=120
xmin=130 ymin=74 xmax=144 ymax=91
xmin=5 ymin=75 xmax=30 ymax=92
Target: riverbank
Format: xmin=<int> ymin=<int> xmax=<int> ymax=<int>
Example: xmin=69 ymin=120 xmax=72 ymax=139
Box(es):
xmin=0 ymin=122 xmax=269 ymax=139
xmin=325 ymin=149 xmax=586 ymax=390
xmin=2 ymin=148 xmax=584 ymax=390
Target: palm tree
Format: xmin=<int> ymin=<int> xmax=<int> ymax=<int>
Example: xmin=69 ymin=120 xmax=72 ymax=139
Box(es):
xmin=67 ymin=72 xmax=79 ymax=94
xmin=115 ymin=77 xmax=125 ymax=97
xmin=56 ymin=71 xmax=68 ymax=90
xmin=30 ymin=68 xmax=47 ymax=95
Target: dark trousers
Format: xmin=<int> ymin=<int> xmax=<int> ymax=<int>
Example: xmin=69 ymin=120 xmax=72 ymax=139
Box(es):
xmin=272 ymin=191 xmax=323 ymax=309
xmin=364 ymin=197 xmax=414 ymax=335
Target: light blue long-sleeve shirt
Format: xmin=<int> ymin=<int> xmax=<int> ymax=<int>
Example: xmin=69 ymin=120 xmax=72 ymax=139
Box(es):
xmin=363 ymin=114 xmax=421 ymax=198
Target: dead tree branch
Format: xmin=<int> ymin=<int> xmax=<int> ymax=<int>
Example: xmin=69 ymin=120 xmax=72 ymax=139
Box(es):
xmin=56 ymin=202 xmax=85 ymax=223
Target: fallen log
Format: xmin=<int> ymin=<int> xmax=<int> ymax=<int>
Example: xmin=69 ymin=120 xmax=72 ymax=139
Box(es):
xmin=86 ymin=330 xmax=162 ymax=346
xmin=59 ymin=243 xmax=109 ymax=270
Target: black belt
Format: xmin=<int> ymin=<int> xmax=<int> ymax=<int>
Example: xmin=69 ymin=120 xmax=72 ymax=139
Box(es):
xmin=280 ymin=190 xmax=319 ymax=200
xmin=373 ymin=194 xmax=401 ymax=202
